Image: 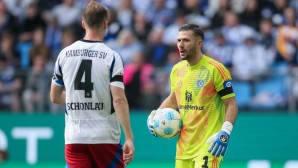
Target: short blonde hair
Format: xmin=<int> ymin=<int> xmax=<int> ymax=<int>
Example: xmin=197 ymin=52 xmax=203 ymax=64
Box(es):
xmin=83 ymin=0 xmax=108 ymax=29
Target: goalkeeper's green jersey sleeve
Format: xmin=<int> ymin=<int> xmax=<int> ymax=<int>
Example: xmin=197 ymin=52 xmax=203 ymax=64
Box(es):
xmin=169 ymin=55 xmax=235 ymax=160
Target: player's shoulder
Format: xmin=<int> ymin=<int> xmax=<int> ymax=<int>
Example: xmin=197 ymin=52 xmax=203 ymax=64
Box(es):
xmin=172 ymin=60 xmax=188 ymax=71
xmin=58 ymin=41 xmax=81 ymax=55
xmin=203 ymin=55 xmax=227 ymax=71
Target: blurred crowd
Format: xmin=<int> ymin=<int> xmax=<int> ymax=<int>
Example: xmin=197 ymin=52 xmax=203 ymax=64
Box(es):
xmin=0 ymin=0 xmax=298 ymax=113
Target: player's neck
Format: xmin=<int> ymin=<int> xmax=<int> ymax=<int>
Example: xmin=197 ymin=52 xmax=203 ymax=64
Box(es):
xmin=84 ymin=30 xmax=105 ymax=41
xmin=188 ymin=52 xmax=203 ymax=66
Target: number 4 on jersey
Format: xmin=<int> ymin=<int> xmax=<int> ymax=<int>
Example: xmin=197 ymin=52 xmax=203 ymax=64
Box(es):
xmin=74 ymin=60 xmax=94 ymax=98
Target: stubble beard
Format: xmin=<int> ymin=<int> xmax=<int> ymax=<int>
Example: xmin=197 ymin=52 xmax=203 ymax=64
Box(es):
xmin=181 ymin=46 xmax=197 ymax=62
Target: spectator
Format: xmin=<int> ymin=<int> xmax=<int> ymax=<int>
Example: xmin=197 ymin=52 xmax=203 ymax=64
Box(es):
xmin=145 ymin=0 xmax=174 ymax=27
xmin=61 ymin=27 xmax=77 ymax=48
xmin=182 ymin=0 xmax=210 ymax=28
xmin=210 ymin=0 xmax=231 ymax=29
xmin=0 ymin=56 xmax=21 ymax=112
xmin=117 ymin=0 xmax=134 ymax=28
xmin=239 ymin=0 xmax=262 ymax=31
xmin=50 ymin=0 xmax=81 ymax=28
xmin=205 ymin=30 xmax=233 ymax=68
xmin=257 ymin=18 xmax=277 ymax=65
xmin=0 ymin=0 xmax=18 ymax=33
xmin=159 ymin=47 xmax=180 ymax=100
xmin=29 ymin=27 xmax=50 ymax=66
xmin=0 ymin=30 xmax=19 ymax=67
xmin=276 ymin=7 xmax=298 ymax=64
xmin=3 ymin=0 xmax=33 ymax=22
xmin=19 ymin=1 xmax=46 ymax=42
xmin=123 ymin=52 xmax=155 ymax=109
xmin=162 ymin=10 xmax=187 ymax=46
xmin=22 ymin=54 xmax=51 ymax=113
xmin=232 ymin=30 xmax=270 ymax=81
xmin=145 ymin=26 xmax=169 ymax=67
xmin=132 ymin=0 xmax=151 ymax=13
xmin=104 ymin=7 xmax=122 ymax=45
xmin=132 ymin=12 xmax=152 ymax=43
xmin=45 ymin=15 xmax=62 ymax=59
xmin=114 ymin=29 xmax=143 ymax=65
xmin=221 ymin=11 xmax=255 ymax=45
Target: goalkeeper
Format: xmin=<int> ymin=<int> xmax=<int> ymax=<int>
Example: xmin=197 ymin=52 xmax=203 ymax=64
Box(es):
xmin=147 ymin=24 xmax=238 ymax=168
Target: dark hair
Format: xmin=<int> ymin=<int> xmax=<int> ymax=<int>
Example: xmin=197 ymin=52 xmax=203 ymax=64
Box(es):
xmin=178 ymin=24 xmax=204 ymax=40
xmin=83 ymin=1 xmax=108 ymax=28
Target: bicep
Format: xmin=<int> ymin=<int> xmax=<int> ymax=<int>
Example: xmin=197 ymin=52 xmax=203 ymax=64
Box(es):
xmin=50 ymin=82 xmax=64 ymax=100
xmin=110 ymin=85 xmax=126 ymax=102
xmin=222 ymin=97 xmax=237 ymax=107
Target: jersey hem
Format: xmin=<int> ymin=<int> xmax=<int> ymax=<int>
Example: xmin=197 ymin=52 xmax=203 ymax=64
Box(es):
xmin=65 ymin=140 xmax=120 ymax=144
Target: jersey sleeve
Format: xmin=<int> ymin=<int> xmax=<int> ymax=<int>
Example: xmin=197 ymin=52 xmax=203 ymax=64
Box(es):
xmin=212 ymin=61 xmax=235 ymax=99
xmin=52 ymin=51 xmax=64 ymax=86
xmin=110 ymin=53 xmax=124 ymax=89
xmin=170 ymin=66 xmax=177 ymax=92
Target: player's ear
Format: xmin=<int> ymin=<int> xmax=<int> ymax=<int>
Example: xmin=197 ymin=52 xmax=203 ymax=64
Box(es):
xmin=103 ymin=20 xmax=108 ymax=29
xmin=197 ymin=39 xmax=202 ymax=48
xmin=82 ymin=20 xmax=86 ymax=29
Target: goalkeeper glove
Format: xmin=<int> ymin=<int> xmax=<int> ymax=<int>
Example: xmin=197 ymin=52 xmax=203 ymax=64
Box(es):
xmin=147 ymin=110 xmax=157 ymax=137
xmin=206 ymin=121 xmax=233 ymax=157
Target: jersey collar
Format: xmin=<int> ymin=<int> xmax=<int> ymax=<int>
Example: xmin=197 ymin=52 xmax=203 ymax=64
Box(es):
xmin=189 ymin=55 xmax=206 ymax=69
xmin=80 ymin=39 xmax=103 ymax=43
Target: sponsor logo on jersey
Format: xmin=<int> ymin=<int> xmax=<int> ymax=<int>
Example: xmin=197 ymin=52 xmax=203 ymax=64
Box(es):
xmin=66 ymin=102 xmax=104 ymax=110
xmin=223 ymin=80 xmax=232 ymax=88
xmin=197 ymin=80 xmax=205 ymax=87
xmin=178 ymin=105 xmax=204 ymax=110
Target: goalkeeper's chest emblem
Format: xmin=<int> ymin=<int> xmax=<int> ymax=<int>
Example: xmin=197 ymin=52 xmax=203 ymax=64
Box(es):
xmin=197 ymin=80 xmax=205 ymax=87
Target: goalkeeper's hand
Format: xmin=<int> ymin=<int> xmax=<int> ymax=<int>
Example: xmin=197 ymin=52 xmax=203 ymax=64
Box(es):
xmin=206 ymin=121 xmax=233 ymax=157
xmin=147 ymin=110 xmax=157 ymax=137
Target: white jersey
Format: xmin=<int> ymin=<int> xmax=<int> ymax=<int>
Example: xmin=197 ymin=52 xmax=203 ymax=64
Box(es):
xmin=52 ymin=39 xmax=124 ymax=144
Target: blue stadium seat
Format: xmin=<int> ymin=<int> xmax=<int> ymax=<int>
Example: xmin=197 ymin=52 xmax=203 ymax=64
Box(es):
xmin=233 ymin=81 xmax=252 ymax=109
xmin=250 ymin=75 xmax=286 ymax=110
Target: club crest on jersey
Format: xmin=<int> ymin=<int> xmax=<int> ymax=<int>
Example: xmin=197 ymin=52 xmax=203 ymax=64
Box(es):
xmin=197 ymin=80 xmax=204 ymax=87
xmin=223 ymin=80 xmax=232 ymax=88
xmin=185 ymin=91 xmax=192 ymax=102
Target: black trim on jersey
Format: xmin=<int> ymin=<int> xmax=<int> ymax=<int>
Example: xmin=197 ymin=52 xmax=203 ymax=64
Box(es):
xmin=110 ymin=91 xmax=115 ymax=114
xmin=218 ymin=87 xmax=234 ymax=97
xmin=55 ymin=74 xmax=63 ymax=80
xmin=111 ymin=75 xmax=123 ymax=82
xmin=58 ymin=58 xmax=63 ymax=76
xmin=109 ymin=55 xmax=116 ymax=80
xmin=80 ymin=39 xmax=103 ymax=43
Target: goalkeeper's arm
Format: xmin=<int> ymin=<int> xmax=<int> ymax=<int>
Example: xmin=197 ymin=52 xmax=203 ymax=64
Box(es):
xmin=147 ymin=91 xmax=178 ymax=137
xmin=159 ymin=91 xmax=178 ymax=109
xmin=206 ymin=97 xmax=238 ymax=157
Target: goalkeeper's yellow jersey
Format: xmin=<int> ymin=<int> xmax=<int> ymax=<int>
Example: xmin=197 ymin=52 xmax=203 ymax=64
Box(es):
xmin=170 ymin=55 xmax=235 ymax=160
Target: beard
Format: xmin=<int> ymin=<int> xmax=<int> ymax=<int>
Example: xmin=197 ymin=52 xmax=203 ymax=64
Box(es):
xmin=181 ymin=46 xmax=197 ymax=61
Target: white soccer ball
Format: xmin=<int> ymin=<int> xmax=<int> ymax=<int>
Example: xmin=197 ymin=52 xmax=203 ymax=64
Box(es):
xmin=153 ymin=108 xmax=182 ymax=138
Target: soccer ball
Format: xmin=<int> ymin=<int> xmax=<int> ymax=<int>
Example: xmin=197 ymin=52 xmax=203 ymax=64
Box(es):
xmin=153 ymin=108 xmax=182 ymax=138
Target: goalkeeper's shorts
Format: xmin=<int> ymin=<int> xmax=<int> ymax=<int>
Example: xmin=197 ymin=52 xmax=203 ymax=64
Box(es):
xmin=176 ymin=155 xmax=221 ymax=168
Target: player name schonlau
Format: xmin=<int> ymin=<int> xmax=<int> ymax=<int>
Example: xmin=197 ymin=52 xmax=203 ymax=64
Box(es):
xmin=66 ymin=102 xmax=104 ymax=110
